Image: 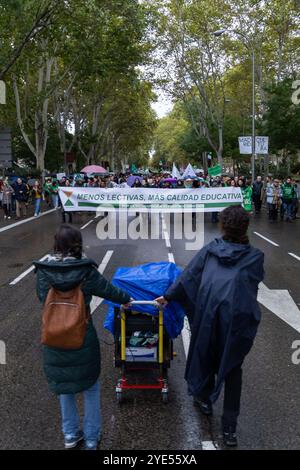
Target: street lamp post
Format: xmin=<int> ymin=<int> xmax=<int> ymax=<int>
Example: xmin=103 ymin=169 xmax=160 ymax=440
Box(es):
xmin=213 ymin=29 xmax=256 ymax=182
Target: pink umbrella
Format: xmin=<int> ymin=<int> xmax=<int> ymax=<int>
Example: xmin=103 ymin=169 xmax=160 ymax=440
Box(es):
xmin=80 ymin=165 xmax=107 ymax=174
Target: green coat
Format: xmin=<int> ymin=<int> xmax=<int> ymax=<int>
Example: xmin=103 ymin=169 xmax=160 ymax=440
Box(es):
xmin=281 ymin=183 xmax=296 ymax=202
xmin=242 ymin=186 xmax=253 ymax=212
xmin=34 ymin=257 xmax=130 ymax=395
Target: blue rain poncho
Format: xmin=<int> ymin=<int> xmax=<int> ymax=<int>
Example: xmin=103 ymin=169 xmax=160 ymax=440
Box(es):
xmin=104 ymin=262 xmax=185 ymax=339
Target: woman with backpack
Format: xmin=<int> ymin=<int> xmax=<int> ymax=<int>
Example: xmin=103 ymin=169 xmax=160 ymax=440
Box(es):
xmin=34 ymin=225 xmax=131 ymax=450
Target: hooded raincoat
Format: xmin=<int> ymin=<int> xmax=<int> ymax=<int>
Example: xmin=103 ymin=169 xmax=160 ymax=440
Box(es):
xmin=164 ymin=238 xmax=264 ymax=403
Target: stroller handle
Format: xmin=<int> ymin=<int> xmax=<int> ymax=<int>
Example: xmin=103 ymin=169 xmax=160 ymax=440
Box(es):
xmin=122 ymin=300 xmax=161 ymax=308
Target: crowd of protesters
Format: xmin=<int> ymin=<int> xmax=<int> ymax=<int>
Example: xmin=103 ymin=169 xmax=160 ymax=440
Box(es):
xmin=0 ymin=171 xmax=299 ymax=223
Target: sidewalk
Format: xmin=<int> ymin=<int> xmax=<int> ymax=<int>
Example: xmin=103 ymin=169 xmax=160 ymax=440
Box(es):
xmin=0 ymin=201 xmax=56 ymax=230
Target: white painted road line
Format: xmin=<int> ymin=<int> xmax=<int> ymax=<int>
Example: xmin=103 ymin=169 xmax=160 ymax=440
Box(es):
xmin=0 ymin=209 xmax=56 ymax=234
xmin=98 ymin=250 xmax=114 ymax=274
xmin=168 ymin=253 xmax=175 ymax=264
xmin=81 ymin=219 xmax=94 ymax=230
xmin=258 ymin=282 xmax=300 ymax=333
xmin=9 ymin=254 xmax=49 ymax=286
xmin=161 ymin=215 xmax=171 ymax=248
xmin=288 ymin=252 xmax=300 ymax=262
xmin=90 ymin=250 xmax=114 ymax=314
xmin=253 ymin=232 xmax=279 ymax=247
xmin=164 ymin=232 xmax=171 ymax=248
xmin=202 ymin=441 xmax=218 ymax=450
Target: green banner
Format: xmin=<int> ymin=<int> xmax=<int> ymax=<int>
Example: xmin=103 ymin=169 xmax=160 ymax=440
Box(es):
xmin=208 ymin=164 xmax=222 ymax=176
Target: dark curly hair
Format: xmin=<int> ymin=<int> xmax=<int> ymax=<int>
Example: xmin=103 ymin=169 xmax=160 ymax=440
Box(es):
xmin=54 ymin=224 xmax=83 ymax=259
xmin=220 ymin=205 xmax=250 ymax=245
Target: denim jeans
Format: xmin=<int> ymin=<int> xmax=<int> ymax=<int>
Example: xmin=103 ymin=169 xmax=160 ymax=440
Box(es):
xmin=34 ymin=198 xmax=41 ymax=216
xmin=59 ymin=380 xmax=102 ymax=442
xmin=283 ymin=201 xmax=293 ymax=219
xmin=52 ymin=194 xmax=59 ymax=208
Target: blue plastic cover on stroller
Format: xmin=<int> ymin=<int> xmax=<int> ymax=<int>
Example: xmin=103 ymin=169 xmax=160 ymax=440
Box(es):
xmin=104 ymin=262 xmax=185 ymax=339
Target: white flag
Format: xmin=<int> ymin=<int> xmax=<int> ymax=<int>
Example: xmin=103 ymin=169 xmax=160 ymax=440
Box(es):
xmin=182 ymin=163 xmax=197 ymax=179
xmin=172 ymin=163 xmax=181 ymax=179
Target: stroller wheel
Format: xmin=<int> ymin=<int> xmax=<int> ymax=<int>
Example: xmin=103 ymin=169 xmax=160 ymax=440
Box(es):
xmin=116 ymin=391 xmax=123 ymax=404
xmin=162 ymin=392 xmax=169 ymax=404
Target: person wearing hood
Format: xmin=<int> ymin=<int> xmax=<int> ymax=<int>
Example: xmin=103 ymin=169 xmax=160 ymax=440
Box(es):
xmin=155 ymin=205 xmax=264 ymax=447
xmin=34 ymin=225 xmax=131 ymax=450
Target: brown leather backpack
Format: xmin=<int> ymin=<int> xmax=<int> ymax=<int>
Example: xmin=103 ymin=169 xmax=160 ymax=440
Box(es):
xmin=41 ymin=283 xmax=89 ymax=349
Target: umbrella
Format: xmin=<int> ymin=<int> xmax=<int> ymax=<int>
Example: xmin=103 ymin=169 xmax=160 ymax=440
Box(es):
xmin=161 ymin=178 xmax=177 ymax=183
xmin=81 ymin=165 xmax=107 ymax=174
xmin=127 ymin=175 xmax=143 ymax=187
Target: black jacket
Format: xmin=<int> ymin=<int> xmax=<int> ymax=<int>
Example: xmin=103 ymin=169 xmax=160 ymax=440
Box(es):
xmin=13 ymin=182 xmax=28 ymax=201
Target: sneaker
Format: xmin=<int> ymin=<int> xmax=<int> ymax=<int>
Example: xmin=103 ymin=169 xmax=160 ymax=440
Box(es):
xmin=64 ymin=430 xmax=84 ymax=449
xmin=84 ymin=440 xmax=99 ymax=451
xmin=223 ymin=427 xmax=238 ymax=448
xmin=4 ymin=216 xmax=7 ymax=219
xmin=8 ymin=216 xmax=11 ymax=219
xmin=193 ymin=397 xmax=213 ymax=416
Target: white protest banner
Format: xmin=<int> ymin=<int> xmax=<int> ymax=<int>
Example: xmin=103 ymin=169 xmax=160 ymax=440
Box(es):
xmin=255 ymin=136 xmax=269 ymax=154
xmin=238 ymin=136 xmax=252 ymax=154
xmin=57 ymin=172 xmax=66 ymax=181
xmin=59 ymin=187 xmax=243 ymax=213
xmin=239 ymin=136 xmax=269 ymax=155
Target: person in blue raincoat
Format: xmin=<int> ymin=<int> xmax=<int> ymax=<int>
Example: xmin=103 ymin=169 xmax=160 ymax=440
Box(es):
xmin=156 ymin=205 xmax=264 ymax=447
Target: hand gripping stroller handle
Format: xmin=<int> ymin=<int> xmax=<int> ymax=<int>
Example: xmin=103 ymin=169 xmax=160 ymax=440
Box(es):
xmin=122 ymin=300 xmax=161 ymax=309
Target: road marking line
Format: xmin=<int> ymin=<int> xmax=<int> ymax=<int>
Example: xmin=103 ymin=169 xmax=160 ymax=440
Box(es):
xmin=81 ymin=219 xmax=93 ymax=230
xmin=164 ymin=232 xmax=171 ymax=248
xmin=161 ymin=214 xmax=171 ymax=248
xmin=253 ymin=232 xmax=279 ymax=247
xmin=168 ymin=253 xmax=175 ymax=263
xmin=202 ymin=441 xmax=218 ymax=450
xmin=90 ymin=250 xmax=114 ymax=314
xmin=258 ymin=282 xmax=300 ymax=333
xmin=0 ymin=209 xmax=56 ymax=234
xmin=288 ymin=252 xmax=300 ymax=262
xmin=9 ymin=254 xmax=49 ymax=285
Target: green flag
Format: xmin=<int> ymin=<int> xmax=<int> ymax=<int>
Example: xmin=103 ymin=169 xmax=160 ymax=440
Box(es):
xmin=208 ymin=164 xmax=222 ymax=176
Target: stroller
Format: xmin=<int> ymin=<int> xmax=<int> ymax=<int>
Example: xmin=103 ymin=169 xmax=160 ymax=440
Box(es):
xmin=114 ymin=300 xmax=173 ymax=403
xmin=104 ymin=262 xmax=185 ymax=404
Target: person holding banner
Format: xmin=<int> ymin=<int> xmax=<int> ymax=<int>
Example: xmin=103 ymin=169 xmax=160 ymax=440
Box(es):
xmin=155 ymin=205 xmax=264 ymax=447
xmin=238 ymin=178 xmax=253 ymax=213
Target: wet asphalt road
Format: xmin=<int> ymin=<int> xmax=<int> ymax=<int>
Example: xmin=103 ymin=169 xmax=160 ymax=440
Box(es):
xmin=0 ymin=206 xmax=300 ymax=450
